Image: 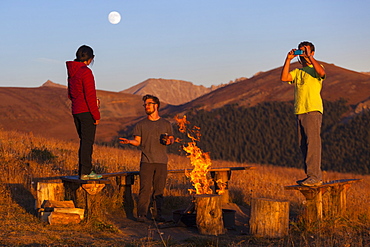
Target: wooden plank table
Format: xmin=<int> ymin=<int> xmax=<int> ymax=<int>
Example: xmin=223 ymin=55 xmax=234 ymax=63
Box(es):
xmin=285 ymin=179 xmax=362 ymax=223
xmin=100 ymin=166 xmax=256 ymax=203
xmin=35 ymin=166 xmax=255 ymax=219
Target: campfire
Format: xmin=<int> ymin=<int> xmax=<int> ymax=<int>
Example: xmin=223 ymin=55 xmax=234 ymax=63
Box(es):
xmin=174 ymin=115 xmax=228 ymax=235
xmin=174 ymin=115 xmax=226 ymax=196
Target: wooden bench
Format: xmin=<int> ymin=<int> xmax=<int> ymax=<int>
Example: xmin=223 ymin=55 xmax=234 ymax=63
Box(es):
xmin=33 ymin=176 xmax=110 ymax=220
xmin=34 ymin=166 xmax=255 ymax=219
xmin=285 ymin=179 xmax=362 ymax=223
xmin=35 ymin=173 xmax=141 ymax=219
xmin=98 ymin=166 xmax=255 ymax=213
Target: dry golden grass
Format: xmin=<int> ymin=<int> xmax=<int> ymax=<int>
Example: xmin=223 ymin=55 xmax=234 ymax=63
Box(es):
xmin=0 ymin=129 xmax=369 ymax=246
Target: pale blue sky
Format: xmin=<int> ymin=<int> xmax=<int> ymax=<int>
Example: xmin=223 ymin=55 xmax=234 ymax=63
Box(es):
xmin=1 ymin=0 xmax=369 ymax=91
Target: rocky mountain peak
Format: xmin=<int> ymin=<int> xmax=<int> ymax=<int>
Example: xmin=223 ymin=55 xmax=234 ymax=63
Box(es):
xmin=121 ymin=78 xmax=212 ymax=105
xmin=41 ymin=80 xmax=67 ymax=88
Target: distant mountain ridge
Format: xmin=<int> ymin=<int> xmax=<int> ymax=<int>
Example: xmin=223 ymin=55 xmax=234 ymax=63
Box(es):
xmin=121 ymin=78 xmax=236 ymax=105
xmin=0 ymin=84 xmax=146 ymax=142
xmin=121 ymin=78 xmax=210 ymax=105
xmin=162 ymin=62 xmax=370 ymax=116
xmin=0 ymin=62 xmax=369 ymax=143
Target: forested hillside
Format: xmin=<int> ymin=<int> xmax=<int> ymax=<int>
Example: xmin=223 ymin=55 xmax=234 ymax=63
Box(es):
xmin=115 ymin=100 xmax=369 ymax=174
xmin=165 ymin=100 xmax=369 ymax=174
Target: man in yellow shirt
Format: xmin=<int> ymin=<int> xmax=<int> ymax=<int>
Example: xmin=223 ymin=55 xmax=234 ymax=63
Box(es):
xmin=281 ymin=41 xmax=326 ymax=186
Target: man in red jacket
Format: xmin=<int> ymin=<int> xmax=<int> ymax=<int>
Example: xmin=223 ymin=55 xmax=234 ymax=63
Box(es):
xmin=66 ymin=45 xmax=101 ymax=180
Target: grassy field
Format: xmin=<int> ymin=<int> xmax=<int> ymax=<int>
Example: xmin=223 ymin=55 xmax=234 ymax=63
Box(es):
xmin=0 ymin=129 xmax=369 ymax=246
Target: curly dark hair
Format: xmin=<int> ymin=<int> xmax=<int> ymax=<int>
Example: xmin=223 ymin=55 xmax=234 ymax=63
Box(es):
xmin=142 ymin=94 xmax=160 ymax=109
xmin=298 ymin=41 xmax=315 ymax=52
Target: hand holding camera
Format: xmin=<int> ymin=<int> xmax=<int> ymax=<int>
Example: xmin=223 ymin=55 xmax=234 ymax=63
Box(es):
xmin=293 ymin=50 xmax=304 ymax=55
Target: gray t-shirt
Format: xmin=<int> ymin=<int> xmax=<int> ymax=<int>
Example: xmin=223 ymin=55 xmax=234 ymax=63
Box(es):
xmin=133 ymin=117 xmax=174 ymax=164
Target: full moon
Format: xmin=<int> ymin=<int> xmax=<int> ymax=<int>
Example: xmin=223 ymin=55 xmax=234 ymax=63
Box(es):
xmin=108 ymin=11 xmax=121 ymax=24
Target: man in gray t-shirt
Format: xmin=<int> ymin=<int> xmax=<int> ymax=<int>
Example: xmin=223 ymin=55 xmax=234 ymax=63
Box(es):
xmin=133 ymin=117 xmax=173 ymax=164
xmin=120 ymin=94 xmax=174 ymax=222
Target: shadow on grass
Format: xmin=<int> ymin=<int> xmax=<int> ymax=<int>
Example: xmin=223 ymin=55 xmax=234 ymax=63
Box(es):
xmin=7 ymin=183 xmax=36 ymax=215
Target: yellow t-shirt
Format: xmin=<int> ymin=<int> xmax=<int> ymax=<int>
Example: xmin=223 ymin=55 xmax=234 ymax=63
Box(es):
xmin=289 ymin=65 xmax=325 ymax=114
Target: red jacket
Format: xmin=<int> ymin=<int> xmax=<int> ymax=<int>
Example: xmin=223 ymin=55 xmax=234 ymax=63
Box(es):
xmin=66 ymin=61 xmax=100 ymax=121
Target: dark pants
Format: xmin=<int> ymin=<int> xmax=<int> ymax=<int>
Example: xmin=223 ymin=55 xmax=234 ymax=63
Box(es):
xmin=297 ymin=111 xmax=322 ymax=181
xmin=137 ymin=162 xmax=167 ymax=217
xmin=73 ymin=112 xmax=96 ymax=176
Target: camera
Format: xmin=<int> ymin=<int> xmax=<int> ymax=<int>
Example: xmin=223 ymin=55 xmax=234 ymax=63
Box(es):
xmin=294 ymin=50 xmax=304 ymax=55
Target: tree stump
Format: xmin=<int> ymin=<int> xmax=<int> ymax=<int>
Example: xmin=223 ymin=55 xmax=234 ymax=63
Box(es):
xmin=194 ymin=194 xmax=225 ymax=235
xmin=249 ymin=198 xmax=289 ymax=238
xmin=36 ymin=182 xmax=64 ymax=210
xmin=300 ymin=189 xmax=323 ymax=222
xmin=324 ymin=183 xmax=351 ymax=218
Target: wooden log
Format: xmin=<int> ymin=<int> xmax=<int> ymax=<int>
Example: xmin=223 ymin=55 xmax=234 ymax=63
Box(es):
xmin=300 ymin=189 xmax=323 ymax=223
xmin=194 ymin=194 xmax=225 ymax=236
xmin=53 ymin=208 xmax=85 ymax=220
xmin=249 ymin=198 xmax=289 ymax=238
xmin=36 ymin=182 xmax=64 ymax=209
xmin=43 ymin=200 xmax=75 ymax=209
xmin=326 ymin=183 xmax=351 ymax=217
xmin=48 ymin=212 xmax=81 ymax=225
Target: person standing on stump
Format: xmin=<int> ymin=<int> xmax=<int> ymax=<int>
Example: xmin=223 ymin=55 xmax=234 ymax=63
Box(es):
xmin=67 ymin=45 xmax=102 ymax=180
xmin=119 ymin=94 xmax=174 ymax=222
xmin=280 ymin=41 xmax=326 ymax=187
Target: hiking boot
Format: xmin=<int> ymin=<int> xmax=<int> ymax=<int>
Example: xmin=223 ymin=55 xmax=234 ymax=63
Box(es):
xmin=80 ymin=171 xmax=102 ymax=180
xmin=88 ymin=171 xmax=102 ymax=179
xmin=298 ymin=177 xmax=323 ymax=187
xmin=80 ymin=174 xmax=90 ymax=180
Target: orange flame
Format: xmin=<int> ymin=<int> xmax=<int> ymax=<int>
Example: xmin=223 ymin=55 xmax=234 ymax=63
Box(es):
xmin=174 ymin=115 xmax=189 ymax=134
xmin=215 ymin=179 xmax=227 ymax=195
xmin=183 ymin=142 xmax=213 ymax=194
xmin=175 ymin=115 xmax=213 ymax=195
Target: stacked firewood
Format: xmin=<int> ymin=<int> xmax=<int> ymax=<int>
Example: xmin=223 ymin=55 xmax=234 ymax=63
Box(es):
xmin=38 ymin=200 xmax=84 ymax=225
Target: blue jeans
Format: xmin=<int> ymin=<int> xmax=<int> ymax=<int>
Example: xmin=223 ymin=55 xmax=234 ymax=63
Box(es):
xmin=297 ymin=111 xmax=322 ymax=181
xmin=137 ymin=162 xmax=167 ymax=217
xmin=73 ymin=112 xmax=96 ymax=176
